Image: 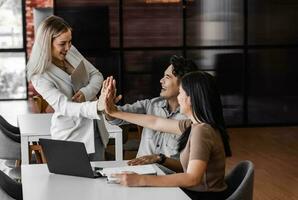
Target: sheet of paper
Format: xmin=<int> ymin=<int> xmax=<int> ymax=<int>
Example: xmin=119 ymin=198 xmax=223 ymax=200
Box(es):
xmin=100 ymin=164 xmax=157 ymax=177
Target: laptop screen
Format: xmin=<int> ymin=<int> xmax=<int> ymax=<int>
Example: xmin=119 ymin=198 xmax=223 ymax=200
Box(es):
xmin=39 ymin=139 xmax=101 ymax=178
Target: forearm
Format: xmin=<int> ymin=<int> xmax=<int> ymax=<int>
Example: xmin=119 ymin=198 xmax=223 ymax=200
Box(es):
xmin=105 ymin=113 xmax=116 ymax=121
xmin=106 ymin=101 xmax=147 ymax=125
xmin=105 ymin=106 xmax=128 ymax=125
xmin=111 ymin=111 xmax=181 ymax=134
xmin=105 ymin=112 xmax=128 ymax=126
xmin=141 ymin=173 xmax=199 ymax=188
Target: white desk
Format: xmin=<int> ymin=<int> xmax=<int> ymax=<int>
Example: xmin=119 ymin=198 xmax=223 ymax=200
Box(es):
xmin=21 ymin=161 xmax=191 ymax=200
xmin=18 ymin=113 xmax=123 ymax=164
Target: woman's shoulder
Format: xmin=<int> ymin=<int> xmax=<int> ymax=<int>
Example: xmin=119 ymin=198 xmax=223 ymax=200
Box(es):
xmin=31 ymin=73 xmax=44 ymax=82
xmin=31 ymin=72 xmax=53 ymax=86
xmin=193 ymin=122 xmax=213 ymax=129
xmin=191 ymin=123 xmax=215 ymax=139
xmin=178 ymin=119 xmax=192 ymax=132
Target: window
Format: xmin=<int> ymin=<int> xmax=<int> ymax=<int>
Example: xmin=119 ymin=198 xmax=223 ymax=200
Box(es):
xmin=0 ymin=0 xmax=26 ymax=100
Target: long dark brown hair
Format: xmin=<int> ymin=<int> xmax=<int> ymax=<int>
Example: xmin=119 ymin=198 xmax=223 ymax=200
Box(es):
xmin=178 ymin=71 xmax=232 ymax=157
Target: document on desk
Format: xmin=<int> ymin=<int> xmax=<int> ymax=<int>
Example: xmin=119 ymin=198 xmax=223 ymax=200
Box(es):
xmin=70 ymin=60 xmax=89 ymax=92
xmin=100 ymin=164 xmax=157 ymax=183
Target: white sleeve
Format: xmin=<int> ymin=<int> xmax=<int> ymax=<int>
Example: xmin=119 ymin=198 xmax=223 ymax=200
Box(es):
xmin=79 ymin=58 xmax=103 ymax=101
xmin=32 ymin=75 xmax=100 ymax=120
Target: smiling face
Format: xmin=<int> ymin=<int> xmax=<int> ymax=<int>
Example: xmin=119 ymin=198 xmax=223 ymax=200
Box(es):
xmin=51 ymin=29 xmax=72 ymax=61
xmin=177 ymin=85 xmax=191 ymax=116
xmin=159 ymin=65 xmax=180 ymax=100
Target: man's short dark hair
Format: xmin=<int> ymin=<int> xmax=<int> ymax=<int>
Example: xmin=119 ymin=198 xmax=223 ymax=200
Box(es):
xmin=170 ymin=55 xmax=198 ymax=79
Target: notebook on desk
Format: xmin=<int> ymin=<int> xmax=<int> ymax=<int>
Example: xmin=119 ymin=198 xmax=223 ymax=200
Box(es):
xmin=100 ymin=164 xmax=157 ymax=183
xmin=70 ymin=60 xmax=89 ymax=92
xmin=101 ymin=164 xmax=157 ymax=177
xmin=39 ymin=139 xmax=102 ymax=178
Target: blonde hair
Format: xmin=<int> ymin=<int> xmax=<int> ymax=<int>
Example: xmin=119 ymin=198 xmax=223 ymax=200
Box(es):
xmin=27 ymin=15 xmax=72 ymax=80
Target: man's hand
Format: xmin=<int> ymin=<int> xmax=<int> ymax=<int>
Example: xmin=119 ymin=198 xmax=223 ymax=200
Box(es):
xmin=127 ymin=155 xmax=160 ymax=166
xmin=72 ymin=91 xmax=86 ymax=103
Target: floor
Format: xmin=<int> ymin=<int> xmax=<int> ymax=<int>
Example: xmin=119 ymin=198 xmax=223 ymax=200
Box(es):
xmin=226 ymin=126 xmax=298 ymax=200
xmin=0 ymin=100 xmax=298 ymax=199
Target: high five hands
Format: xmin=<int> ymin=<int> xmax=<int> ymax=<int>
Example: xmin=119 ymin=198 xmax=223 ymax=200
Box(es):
xmin=97 ymin=76 xmax=122 ymax=115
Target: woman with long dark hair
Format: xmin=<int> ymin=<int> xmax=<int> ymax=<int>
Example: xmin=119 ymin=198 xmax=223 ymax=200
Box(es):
xmin=103 ymin=71 xmax=232 ymax=200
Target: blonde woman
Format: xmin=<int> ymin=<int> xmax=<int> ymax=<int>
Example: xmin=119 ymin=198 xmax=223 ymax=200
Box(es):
xmin=104 ymin=72 xmax=232 ymax=200
xmin=27 ymin=15 xmax=107 ymax=161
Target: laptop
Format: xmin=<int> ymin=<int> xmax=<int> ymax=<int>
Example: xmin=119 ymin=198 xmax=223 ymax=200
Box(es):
xmin=39 ymin=138 xmax=103 ymax=178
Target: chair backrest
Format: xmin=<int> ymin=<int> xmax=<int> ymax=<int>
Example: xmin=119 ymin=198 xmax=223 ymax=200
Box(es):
xmin=0 ymin=129 xmax=21 ymax=160
xmin=0 ymin=171 xmax=22 ymax=200
xmin=0 ymin=125 xmax=20 ymax=144
xmin=0 ymin=115 xmax=20 ymax=144
xmin=0 ymin=115 xmax=21 ymax=161
xmin=0 ymin=187 xmax=15 ymax=200
xmin=225 ymin=160 xmax=254 ymax=200
xmin=0 ymin=116 xmax=20 ymax=135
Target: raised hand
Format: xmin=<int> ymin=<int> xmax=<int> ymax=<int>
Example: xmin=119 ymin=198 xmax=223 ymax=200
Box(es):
xmin=97 ymin=76 xmax=122 ymax=112
xmin=104 ymin=84 xmax=119 ymax=116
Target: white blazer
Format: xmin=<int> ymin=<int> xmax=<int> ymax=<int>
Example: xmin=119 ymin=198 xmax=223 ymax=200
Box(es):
xmin=31 ymin=46 xmax=105 ymax=153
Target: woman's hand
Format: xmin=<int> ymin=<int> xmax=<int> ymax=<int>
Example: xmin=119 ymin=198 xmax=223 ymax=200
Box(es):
xmin=113 ymin=173 xmax=144 ymax=187
xmin=104 ymin=86 xmax=119 ymax=116
xmin=72 ymin=91 xmax=86 ymax=102
xmin=97 ymin=76 xmax=122 ymax=112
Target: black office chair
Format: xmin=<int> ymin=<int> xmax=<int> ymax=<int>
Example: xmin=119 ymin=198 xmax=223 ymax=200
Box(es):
xmin=0 ymin=115 xmax=45 ymax=164
xmin=0 ymin=115 xmax=20 ymax=143
xmin=0 ymin=116 xmax=21 ymax=165
xmin=0 ymin=170 xmax=22 ymax=200
xmin=225 ymin=160 xmax=254 ymax=200
xmin=0 ymin=116 xmax=22 ymax=180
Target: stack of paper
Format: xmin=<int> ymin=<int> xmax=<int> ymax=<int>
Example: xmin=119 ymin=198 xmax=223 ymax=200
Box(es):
xmin=101 ymin=164 xmax=157 ymax=177
xmin=99 ymin=164 xmax=157 ymax=183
